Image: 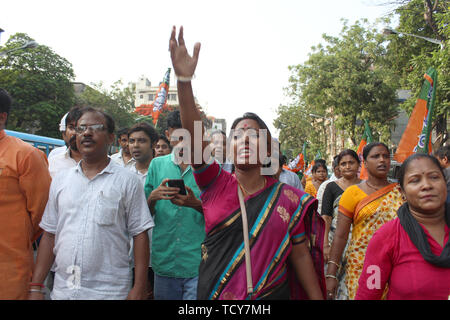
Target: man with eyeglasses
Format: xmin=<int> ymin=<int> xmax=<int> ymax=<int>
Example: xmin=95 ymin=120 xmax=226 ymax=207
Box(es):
xmin=30 ymin=107 xmax=154 ymax=300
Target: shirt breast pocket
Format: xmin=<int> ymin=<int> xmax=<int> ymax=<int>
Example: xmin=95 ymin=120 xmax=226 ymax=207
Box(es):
xmin=95 ymin=190 xmax=121 ymax=226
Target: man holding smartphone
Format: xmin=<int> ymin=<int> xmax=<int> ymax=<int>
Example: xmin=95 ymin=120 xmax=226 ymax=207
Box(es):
xmin=144 ymin=110 xmax=205 ymax=300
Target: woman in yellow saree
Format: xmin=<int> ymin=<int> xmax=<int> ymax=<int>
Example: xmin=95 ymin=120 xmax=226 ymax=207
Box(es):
xmin=325 ymin=143 xmax=405 ymax=300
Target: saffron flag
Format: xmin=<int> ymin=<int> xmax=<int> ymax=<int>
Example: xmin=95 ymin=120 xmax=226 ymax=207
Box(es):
xmin=356 ymin=120 xmax=373 ymax=180
xmin=134 ymin=68 xmax=172 ymax=124
xmin=287 ymin=142 xmax=307 ymax=173
xmin=394 ymin=67 xmax=437 ymax=162
xmin=151 ymin=68 xmax=171 ymax=125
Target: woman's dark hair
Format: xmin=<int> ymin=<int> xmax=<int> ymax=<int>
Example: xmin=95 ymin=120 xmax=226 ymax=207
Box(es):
xmin=77 ymin=106 xmax=115 ymax=134
xmin=332 ymin=155 xmax=340 ymax=169
xmin=434 ymin=145 xmax=450 ymax=161
xmin=337 ymin=149 xmax=361 ymax=165
xmin=230 ymin=112 xmax=272 ymax=139
xmin=312 ymin=162 xmax=327 ymax=173
xmin=363 ymin=142 xmax=390 ymax=160
xmin=279 ymin=153 xmax=287 ymax=166
xmin=398 ymin=153 xmax=445 ymax=189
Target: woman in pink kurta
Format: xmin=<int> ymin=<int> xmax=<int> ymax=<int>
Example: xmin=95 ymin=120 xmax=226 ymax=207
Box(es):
xmin=356 ymin=154 xmax=450 ymax=300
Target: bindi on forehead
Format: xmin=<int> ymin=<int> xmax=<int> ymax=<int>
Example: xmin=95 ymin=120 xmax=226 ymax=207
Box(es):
xmin=235 ymin=119 xmax=260 ymax=130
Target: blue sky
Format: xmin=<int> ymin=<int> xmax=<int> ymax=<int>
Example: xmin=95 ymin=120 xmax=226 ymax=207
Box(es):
xmin=1 ymin=0 xmax=398 ymax=137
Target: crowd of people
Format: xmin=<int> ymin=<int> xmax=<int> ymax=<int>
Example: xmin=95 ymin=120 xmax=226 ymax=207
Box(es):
xmin=0 ymin=27 xmax=448 ymax=300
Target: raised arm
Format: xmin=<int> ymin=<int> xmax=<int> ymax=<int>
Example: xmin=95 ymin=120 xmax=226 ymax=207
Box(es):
xmin=169 ymin=26 xmax=209 ymax=168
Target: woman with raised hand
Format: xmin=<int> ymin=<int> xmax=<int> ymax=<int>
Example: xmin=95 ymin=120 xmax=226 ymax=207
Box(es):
xmin=321 ymin=149 xmax=361 ymax=299
xmin=356 ymin=154 xmax=449 ymax=300
xmin=325 ymin=142 xmax=404 ymax=300
xmin=169 ymin=26 xmax=325 ymax=300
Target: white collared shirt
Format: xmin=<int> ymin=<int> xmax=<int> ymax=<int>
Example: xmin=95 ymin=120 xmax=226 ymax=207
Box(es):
xmin=48 ymin=147 xmax=78 ymax=178
xmin=128 ymin=162 xmax=148 ymax=184
xmin=40 ymin=160 xmax=154 ymax=300
xmin=128 ymin=162 xmax=152 ymax=266
xmin=48 ymin=145 xmax=67 ymax=160
xmin=110 ymin=149 xmax=136 ymax=168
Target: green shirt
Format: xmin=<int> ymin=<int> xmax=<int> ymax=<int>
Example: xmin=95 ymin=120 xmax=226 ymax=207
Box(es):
xmin=144 ymin=153 xmax=205 ymax=278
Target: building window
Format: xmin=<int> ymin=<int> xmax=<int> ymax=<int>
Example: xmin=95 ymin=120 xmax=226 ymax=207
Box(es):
xmin=139 ymin=94 xmax=144 ymax=99
xmin=148 ymin=94 xmax=154 ymax=101
xmin=168 ymin=94 xmax=177 ymax=101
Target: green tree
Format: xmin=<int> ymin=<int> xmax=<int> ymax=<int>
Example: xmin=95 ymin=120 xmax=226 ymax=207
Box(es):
xmin=275 ymin=19 xmax=399 ymax=157
xmin=74 ymin=80 xmax=139 ymax=131
xmin=0 ymin=33 xmax=75 ymax=138
xmin=384 ymin=0 xmax=449 ymax=148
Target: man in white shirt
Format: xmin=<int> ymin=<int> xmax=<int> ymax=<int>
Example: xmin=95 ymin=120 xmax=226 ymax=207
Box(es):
xmin=275 ymin=153 xmax=304 ymax=191
xmin=48 ymin=107 xmax=83 ymax=178
xmin=111 ymin=127 xmax=135 ymax=168
xmin=48 ymin=113 xmax=69 ymax=160
xmin=128 ymin=122 xmax=159 ymax=183
xmin=30 ymin=107 xmax=154 ymax=300
xmin=45 ymin=107 xmax=83 ymax=299
xmin=127 ymin=122 xmax=159 ymax=299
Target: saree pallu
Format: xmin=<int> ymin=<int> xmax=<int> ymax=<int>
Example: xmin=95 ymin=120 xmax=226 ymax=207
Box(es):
xmin=340 ymin=184 xmax=404 ymax=299
xmin=197 ymin=182 xmax=325 ymax=300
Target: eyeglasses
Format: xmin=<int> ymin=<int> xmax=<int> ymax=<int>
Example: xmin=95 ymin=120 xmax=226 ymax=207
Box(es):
xmin=75 ymin=124 xmax=106 ymax=134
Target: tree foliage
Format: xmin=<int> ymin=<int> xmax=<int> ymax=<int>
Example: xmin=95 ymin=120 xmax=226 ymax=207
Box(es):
xmin=384 ymin=0 xmax=449 ymax=146
xmin=0 ymin=33 xmax=75 ymax=138
xmin=276 ymin=19 xmax=399 ymax=160
xmin=74 ymin=80 xmax=139 ymax=132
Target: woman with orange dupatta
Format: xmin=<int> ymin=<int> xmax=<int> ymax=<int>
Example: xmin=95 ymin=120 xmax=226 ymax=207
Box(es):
xmin=325 ymin=142 xmax=405 ymax=300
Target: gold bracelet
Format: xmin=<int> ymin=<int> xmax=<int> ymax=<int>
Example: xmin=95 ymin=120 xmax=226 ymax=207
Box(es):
xmin=327 ymin=260 xmax=340 ymax=268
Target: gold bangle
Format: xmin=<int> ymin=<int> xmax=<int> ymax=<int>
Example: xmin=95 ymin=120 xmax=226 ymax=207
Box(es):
xmin=327 ymin=260 xmax=340 ymax=268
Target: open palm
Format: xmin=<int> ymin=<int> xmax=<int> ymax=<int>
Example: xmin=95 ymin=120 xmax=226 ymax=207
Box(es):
xmin=169 ymin=26 xmax=201 ymax=78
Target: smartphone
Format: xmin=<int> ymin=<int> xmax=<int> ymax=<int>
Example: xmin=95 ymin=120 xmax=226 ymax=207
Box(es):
xmin=167 ymin=179 xmax=187 ymax=195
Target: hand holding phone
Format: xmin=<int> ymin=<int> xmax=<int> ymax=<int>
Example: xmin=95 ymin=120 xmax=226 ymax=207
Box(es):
xmin=167 ymin=179 xmax=187 ymax=195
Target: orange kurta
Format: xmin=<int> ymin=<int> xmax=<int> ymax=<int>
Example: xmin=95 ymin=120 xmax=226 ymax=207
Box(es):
xmin=0 ymin=130 xmax=51 ymax=299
